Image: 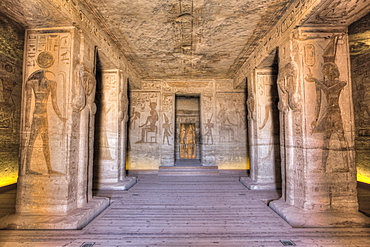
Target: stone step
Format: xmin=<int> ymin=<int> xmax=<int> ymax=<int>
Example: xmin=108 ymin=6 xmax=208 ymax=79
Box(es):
xmin=158 ymin=166 xmax=219 ymax=176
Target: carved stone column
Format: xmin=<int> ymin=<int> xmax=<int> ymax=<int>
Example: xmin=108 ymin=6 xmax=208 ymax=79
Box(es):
xmin=240 ymin=69 xmax=281 ymax=190
xmin=270 ymin=27 xmax=370 ymax=227
xmin=0 ymin=28 xmax=109 ymax=229
xmin=94 ymin=70 xmax=136 ymax=190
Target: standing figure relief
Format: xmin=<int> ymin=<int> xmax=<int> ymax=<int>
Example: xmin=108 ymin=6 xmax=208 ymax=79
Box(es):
xmin=24 ymin=69 xmax=67 ymax=175
xmin=204 ymin=114 xmax=214 ymax=145
xmin=162 ymin=113 xmax=172 ymax=146
xmin=305 ymin=35 xmax=349 ymax=172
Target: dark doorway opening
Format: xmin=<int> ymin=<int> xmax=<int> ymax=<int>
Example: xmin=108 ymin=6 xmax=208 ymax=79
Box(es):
xmin=175 ymin=95 xmax=201 ymax=166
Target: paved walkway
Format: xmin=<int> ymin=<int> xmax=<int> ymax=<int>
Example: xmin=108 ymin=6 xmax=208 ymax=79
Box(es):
xmin=0 ymin=175 xmax=370 ymax=246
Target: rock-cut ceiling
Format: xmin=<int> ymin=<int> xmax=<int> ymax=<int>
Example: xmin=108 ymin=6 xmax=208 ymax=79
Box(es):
xmin=86 ymin=0 xmax=294 ymax=79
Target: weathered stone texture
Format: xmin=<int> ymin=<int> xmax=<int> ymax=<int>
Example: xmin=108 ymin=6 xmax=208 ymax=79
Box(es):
xmin=0 ymin=14 xmax=24 ymax=187
xmin=349 ymin=12 xmax=370 ymax=184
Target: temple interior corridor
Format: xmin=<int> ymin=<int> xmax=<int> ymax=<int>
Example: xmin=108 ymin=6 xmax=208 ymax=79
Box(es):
xmin=2 ymin=0 xmax=370 ymax=244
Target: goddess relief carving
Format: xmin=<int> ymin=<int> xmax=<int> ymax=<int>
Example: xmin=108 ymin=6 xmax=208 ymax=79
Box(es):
xmin=277 ymin=61 xmax=301 ymax=113
xmin=135 ymin=102 xmax=158 ymax=143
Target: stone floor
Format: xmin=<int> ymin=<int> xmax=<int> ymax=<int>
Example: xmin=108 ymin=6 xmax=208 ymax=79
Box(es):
xmin=0 ymin=175 xmax=369 ymax=246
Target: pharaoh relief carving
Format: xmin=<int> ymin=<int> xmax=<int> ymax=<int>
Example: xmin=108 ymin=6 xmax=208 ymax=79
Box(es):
xmin=305 ymin=35 xmax=349 ymax=172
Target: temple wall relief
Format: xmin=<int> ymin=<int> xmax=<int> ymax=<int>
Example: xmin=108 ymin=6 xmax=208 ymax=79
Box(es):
xmin=0 ymin=14 xmax=24 ymax=187
xmin=127 ymin=79 xmax=247 ymax=170
xmin=274 ymin=28 xmax=358 ymax=213
xmin=17 ymin=28 xmax=77 ymax=214
xmin=128 ymin=90 xmax=161 ymax=170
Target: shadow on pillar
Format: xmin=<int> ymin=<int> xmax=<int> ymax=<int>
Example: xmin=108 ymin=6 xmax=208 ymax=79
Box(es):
xmin=240 ymin=49 xmax=282 ymax=191
xmin=93 ymin=61 xmax=136 ymax=191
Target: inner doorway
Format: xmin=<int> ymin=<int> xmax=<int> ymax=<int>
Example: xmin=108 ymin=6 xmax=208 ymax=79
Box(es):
xmin=175 ymin=95 xmax=201 ymax=166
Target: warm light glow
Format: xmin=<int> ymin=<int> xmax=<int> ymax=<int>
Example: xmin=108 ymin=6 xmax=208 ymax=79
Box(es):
xmin=357 ymin=173 xmax=370 ymax=184
xmin=0 ymin=174 xmax=17 ymax=187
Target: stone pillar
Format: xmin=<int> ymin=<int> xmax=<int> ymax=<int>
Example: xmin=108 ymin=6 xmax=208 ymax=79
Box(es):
xmin=0 ymin=28 xmax=109 ymax=229
xmin=270 ymin=27 xmax=370 ymax=227
xmin=94 ymin=70 xmax=136 ymax=190
xmin=240 ymin=69 xmax=281 ymax=190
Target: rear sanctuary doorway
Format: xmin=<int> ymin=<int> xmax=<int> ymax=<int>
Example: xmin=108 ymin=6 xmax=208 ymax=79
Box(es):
xmin=175 ymin=95 xmax=201 ymax=166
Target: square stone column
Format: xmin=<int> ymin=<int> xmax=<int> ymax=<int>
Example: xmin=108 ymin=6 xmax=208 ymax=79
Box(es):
xmin=93 ymin=70 xmax=136 ymax=190
xmin=0 ymin=28 xmax=109 ymax=229
xmin=270 ymin=27 xmax=370 ymax=227
xmin=240 ymin=69 xmax=281 ymax=190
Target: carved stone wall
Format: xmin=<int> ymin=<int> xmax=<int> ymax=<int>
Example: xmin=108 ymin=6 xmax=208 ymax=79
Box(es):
xmin=0 ymin=14 xmax=24 ymax=187
xmin=276 ymin=28 xmax=357 ymax=212
xmin=128 ymin=79 xmax=247 ymax=170
xmin=349 ymin=12 xmax=370 ymax=183
xmin=15 ymin=27 xmax=102 ymax=215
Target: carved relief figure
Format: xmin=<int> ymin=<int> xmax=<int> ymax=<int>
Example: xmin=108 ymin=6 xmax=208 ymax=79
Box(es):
xmin=355 ymin=77 xmax=370 ymax=127
xmin=162 ymin=113 xmax=172 ymax=145
xmin=135 ymin=102 xmax=158 ymax=143
xmin=277 ymin=61 xmax=300 ymax=113
xmin=119 ymin=85 xmax=129 ymax=123
xmin=204 ymin=114 xmax=214 ymax=145
xmin=247 ymin=91 xmax=256 ymax=120
xmin=130 ymin=108 xmax=141 ymax=129
xmin=0 ymin=77 xmax=16 ymax=129
xmin=305 ymin=35 xmax=349 ymax=171
xmin=180 ymin=123 xmax=196 ymax=159
xmin=217 ymin=102 xmax=236 ymax=142
xmin=24 ymin=70 xmax=67 ymax=175
xmin=73 ymin=64 xmax=96 ymax=205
